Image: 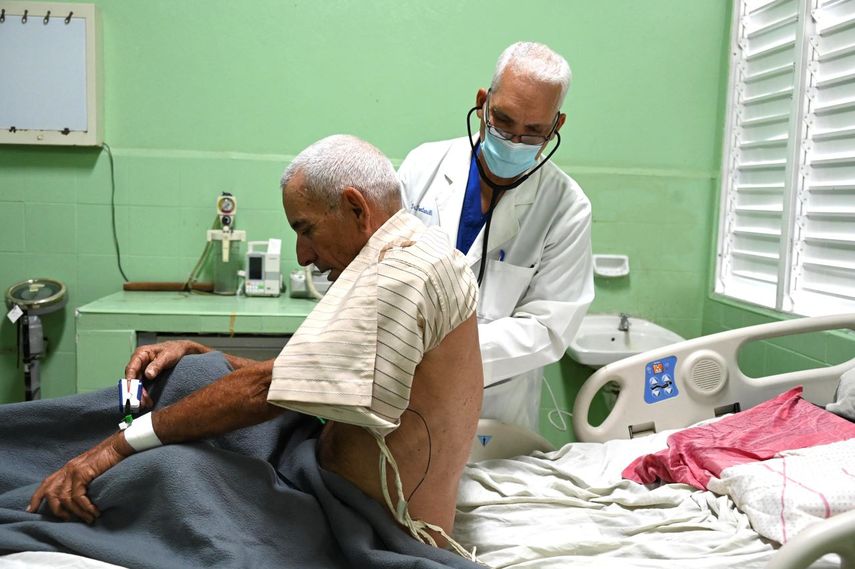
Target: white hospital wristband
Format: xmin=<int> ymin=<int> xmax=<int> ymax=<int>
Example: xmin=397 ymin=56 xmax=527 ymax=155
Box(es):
xmin=122 ymin=412 xmax=163 ymax=452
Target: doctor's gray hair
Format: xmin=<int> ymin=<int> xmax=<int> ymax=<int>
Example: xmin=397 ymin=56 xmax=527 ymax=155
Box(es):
xmin=491 ymin=42 xmax=572 ymax=108
xmin=280 ymin=134 xmax=402 ymax=213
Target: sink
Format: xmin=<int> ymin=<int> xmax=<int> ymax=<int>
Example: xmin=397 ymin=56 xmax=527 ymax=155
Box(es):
xmin=566 ymin=314 xmax=686 ymax=368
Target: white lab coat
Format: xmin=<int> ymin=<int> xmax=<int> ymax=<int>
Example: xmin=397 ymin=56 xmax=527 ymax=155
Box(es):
xmin=398 ymin=136 xmax=595 ymax=432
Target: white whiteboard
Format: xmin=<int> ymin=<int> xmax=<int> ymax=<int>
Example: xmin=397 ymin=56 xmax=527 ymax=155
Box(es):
xmin=0 ymin=2 xmax=100 ymax=145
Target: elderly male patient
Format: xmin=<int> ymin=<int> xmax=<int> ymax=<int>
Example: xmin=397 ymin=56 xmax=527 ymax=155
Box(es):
xmin=0 ymin=135 xmax=483 ymax=569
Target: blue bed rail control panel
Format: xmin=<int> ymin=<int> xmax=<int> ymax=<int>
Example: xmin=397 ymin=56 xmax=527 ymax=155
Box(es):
xmin=644 ymin=356 xmax=679 ymax=404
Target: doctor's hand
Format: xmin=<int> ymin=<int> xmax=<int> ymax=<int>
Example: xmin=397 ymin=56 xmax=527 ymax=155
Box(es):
xmin=28 ymin=432 xmax=134 ymax=524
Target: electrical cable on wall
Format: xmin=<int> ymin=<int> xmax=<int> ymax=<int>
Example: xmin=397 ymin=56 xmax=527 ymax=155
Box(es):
xmin=101 ymin=143 xmax=129 ymax=282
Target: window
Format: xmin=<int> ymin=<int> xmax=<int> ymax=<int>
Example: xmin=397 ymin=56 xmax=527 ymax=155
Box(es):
xmin=717 ymin=0 xmax=855 ymax=316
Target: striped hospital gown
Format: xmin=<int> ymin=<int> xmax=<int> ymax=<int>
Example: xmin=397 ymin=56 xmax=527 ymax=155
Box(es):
xmin=267 ymin=210 xmax=479 ymax=435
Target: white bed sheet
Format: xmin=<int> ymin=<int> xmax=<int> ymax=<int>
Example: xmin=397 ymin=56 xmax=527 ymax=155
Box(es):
xmin=0 ymin=552 xmax=126 ymax=569
xmin=454 ymin=428 xmax=839 ymax=569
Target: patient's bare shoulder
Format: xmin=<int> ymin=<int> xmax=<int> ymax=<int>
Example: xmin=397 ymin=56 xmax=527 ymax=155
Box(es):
xmin=415 ymin=314 xmax=482 ymax=407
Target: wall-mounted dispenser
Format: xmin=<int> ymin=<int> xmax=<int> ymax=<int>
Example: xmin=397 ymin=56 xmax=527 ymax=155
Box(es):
xmin=592 ymin=254 xmax=630 ymax=278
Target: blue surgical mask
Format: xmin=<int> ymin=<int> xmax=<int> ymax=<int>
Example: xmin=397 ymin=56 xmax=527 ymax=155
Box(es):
xmin=480 ymin=128 xmax=542 ymax=179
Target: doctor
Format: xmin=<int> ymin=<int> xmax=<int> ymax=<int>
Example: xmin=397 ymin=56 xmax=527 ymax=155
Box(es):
xmin=398 ymin=41 xmax=594 ymax=432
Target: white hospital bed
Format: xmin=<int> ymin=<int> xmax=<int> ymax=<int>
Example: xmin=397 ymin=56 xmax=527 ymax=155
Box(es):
xmin=459 ymin=313 xmax=855 ymax=569
xmin=5 ymin=315 xmax=854 ymax=569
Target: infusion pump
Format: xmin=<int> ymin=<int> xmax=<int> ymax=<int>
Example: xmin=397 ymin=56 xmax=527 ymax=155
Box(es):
xmin=244 ymin=239 xmax=282 ymax=297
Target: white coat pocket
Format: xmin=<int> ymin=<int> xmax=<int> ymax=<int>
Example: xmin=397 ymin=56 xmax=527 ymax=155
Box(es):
xmin=478 ymin=260 xmax=535 ymax=321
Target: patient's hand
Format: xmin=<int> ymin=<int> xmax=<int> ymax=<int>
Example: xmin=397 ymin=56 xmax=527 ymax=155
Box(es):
xmin=125 ymin=340 xmax=205 ymax=405
xmin=28 ymin=433 xmax=134 ymax=524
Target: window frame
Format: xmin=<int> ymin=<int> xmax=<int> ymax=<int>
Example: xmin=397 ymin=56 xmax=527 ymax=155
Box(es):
xmin=716 ymin=0 xmax=855 ymax=316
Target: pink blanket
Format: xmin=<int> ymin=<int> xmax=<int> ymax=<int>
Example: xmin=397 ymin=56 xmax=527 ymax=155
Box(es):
xmin=622 ymin=386 xmax=855 ymax=489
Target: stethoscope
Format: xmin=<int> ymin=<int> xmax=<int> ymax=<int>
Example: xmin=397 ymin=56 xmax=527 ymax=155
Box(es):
xmin=465 ymin=105 xmax=562 ymax=286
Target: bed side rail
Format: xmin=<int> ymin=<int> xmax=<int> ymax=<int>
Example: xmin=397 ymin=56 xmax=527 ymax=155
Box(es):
xmin=572 ymin=313 xmax=855 ymax=443
xmin=766 ymin=509 xmax=855 ymax=569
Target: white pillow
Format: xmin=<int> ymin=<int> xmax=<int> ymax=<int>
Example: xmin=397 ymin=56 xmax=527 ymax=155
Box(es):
xmin=710 ymin=439 xmax=855 ymax=544
xmin=826 ymin=367 xmax=855 ymax=421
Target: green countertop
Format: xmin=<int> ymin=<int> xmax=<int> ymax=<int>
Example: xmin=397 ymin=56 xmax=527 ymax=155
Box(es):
xmin=76 ymin=291 xmax=318 ymax=335
xmin=78 ymin=291 xmax=318 ymax=317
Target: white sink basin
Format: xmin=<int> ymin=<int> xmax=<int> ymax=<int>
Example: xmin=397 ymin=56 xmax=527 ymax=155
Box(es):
xmin=567 ymin=314 xmax=686 ymax=368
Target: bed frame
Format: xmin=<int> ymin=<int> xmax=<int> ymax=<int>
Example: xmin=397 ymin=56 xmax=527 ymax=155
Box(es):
xmin=569 ymin=313 xmax=855 ymax=569
xmin=573 ymin=313 xmax=855 ymax=443
xmin=767 ymin=508 xmax=855 ymax=569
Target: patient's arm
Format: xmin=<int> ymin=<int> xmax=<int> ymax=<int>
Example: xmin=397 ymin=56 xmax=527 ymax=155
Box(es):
xmin=125 ymin=340 xmax=267 ymax=381
xmin=151 ymin=359 xmax=283 ymax=442
xmin=125 ymin=341 xmax=272 ymax=407
xmin=29 ymin=359 xmax=283 ymax=524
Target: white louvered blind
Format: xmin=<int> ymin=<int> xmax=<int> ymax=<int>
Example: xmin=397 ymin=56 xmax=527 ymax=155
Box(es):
xmin=717 ymin=0 xmax=855 ymax=316
xmin=718 ymin=0 xmax=802 ymax=309
xmin=790 ymin=0 xmax=855 ymax=314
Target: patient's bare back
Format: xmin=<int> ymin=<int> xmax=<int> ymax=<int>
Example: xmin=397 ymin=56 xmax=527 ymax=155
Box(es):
xmin=317 ymin=315 xmax=483 ymax=538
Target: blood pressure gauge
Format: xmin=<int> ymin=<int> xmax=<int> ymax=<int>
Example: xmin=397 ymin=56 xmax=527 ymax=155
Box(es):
xmin=217 ymin=193 xmax=236 ymax=228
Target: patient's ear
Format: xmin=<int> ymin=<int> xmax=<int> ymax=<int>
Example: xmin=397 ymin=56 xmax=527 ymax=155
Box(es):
xmin=340 ymin=187 xmax=372 ymax=235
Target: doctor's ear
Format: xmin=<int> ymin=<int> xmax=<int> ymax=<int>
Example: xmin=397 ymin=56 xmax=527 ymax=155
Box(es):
xmin=554 ymin=113 xmax=567 ymax=133
xmin=475 ymin=89 xmax=488 ymax=118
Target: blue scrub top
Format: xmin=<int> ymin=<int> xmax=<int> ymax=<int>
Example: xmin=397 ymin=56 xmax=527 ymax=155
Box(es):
xmin=456 ymin=145 xmax=487 ymax=255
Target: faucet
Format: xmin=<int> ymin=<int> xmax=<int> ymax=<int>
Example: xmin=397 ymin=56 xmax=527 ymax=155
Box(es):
xmin=618 ymin=313 xmax=631 ymax=332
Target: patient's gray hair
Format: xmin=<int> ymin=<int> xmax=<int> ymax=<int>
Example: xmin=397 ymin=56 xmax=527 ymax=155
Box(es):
xmin=491 ymin=41 xmax=572 ymax=109
xmin=280 ymin=135 xmax=402 ymax=213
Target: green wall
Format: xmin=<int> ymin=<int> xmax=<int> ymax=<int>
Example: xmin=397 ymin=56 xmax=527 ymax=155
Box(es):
xmin=0 ymin=1 xmax=732 ymax=443
xmin=700 ymin=297 xmax=855 ymax=381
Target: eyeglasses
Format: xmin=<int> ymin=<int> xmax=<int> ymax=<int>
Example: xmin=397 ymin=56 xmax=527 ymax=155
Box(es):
xmin=484 ymin=94 xmax=559 ymax=146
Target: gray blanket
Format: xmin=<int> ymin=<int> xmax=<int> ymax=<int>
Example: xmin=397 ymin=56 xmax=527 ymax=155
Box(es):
xmin=0 ymin=352 xmax=481 ymax=569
